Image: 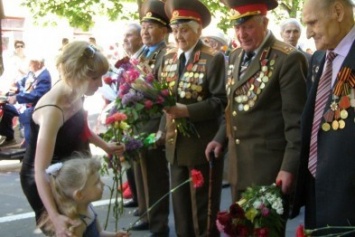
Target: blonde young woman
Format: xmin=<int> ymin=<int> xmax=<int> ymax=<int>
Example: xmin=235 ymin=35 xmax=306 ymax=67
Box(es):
xmin=40 ymin=157 xmax=129 ymax=237
xmin=19 ymin=41 xmax=125 ymax=237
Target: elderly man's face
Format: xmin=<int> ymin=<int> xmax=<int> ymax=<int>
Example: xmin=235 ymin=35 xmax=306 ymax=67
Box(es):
xmin=141 ymin=21 xmax=167 ymax=47
xmin=302 ymin=0 xmax=342 ymax=50
xmin=281 ymin=23 xmax=301 ymax=47
xmin=233 ymin=16 xmax=268 ymax=53
xmin=171 ymin=23 xmax=201 ymax=52
xmin=123 ymin=26 xmax=142 ymax=55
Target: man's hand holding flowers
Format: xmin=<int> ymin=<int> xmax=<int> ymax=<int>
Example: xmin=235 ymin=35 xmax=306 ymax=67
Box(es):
xmin=164 ymin=103 xmax=189 ymax=119
xmin=276 ymin=171 xmax=294 ymax=194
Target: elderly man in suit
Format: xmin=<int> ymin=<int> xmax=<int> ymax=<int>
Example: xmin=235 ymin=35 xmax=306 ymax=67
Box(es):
xmin=4 ymin=55 xmax=51 ymax=146
xmin=159 ymin=0 xmax=227 ymax=236
xmin=291 ymin=0 xmax=355 ymax=233
xmin=205 ymin=0 xmax=307 ymax=235
xmin=280 ymin=18 xmax=312 ymax=62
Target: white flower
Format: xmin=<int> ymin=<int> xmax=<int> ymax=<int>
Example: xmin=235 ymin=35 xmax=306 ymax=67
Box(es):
xmin=253 ymin=200 xmax=262 ymax=209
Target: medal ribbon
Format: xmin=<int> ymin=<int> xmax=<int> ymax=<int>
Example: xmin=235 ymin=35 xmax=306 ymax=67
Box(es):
xmin=333 ymin=67 xmax=355 ymax=96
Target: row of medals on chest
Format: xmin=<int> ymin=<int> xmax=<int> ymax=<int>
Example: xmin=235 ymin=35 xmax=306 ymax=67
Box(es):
xmin=227 ymin=58 xmax=276 ymax=112
xmin=161 ymin=58 xmax=205 ymax=101
xmin=321 ymin=87 xmax=355 ymax=131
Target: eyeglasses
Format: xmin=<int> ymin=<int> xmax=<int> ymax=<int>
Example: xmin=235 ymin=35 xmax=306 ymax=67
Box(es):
xmin=15 ymin=45 xmax=24 ymax=49
xmin=83 ymin=45 xmax=96 ymax=58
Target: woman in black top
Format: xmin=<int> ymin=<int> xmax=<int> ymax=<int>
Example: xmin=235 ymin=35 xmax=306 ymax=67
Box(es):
xmin=20 ymin=41 xmax=125 ymax=237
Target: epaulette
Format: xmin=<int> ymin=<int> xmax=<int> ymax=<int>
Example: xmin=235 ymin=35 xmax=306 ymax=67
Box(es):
xmin=272 ymin=40 xmax=296 ymax=55
xmin=201 ymin=44 xmax=218 ymax=56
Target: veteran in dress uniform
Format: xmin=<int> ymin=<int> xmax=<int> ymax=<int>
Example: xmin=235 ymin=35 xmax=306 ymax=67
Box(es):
xmin=132 ymin=0 xmax=171 ymax=235
xmin=205 ymin=0 xmax=307 ymax=235
xmin=292 ymin=0 xmax=355 ymax=232
xmin=158 ymin=0 xmax=227 ymax=236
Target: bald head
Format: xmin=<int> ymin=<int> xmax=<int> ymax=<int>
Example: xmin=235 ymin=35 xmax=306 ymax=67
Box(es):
xmin=302 ymin=0 xmax=354 ymax=50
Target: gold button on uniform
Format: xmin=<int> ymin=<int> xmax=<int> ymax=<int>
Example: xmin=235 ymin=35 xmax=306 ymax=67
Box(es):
xmin=233 ymin=126 xmax=237 ymax=131
xmin=235 ymin=139 xmax=240 ymax=145
xmin=232 ymin=111 xmax=237 ymax=116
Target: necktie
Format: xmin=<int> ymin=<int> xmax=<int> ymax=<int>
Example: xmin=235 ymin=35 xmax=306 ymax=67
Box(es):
xmin=239 ymin=51 xmax=255 ymax=78
xmin=143 ymin=47 xmax=149 ymax=57
xmin=179 ymin=53 xmax=186 ymax=76
xmin=308 ymin=51 xmax=337 ymax=177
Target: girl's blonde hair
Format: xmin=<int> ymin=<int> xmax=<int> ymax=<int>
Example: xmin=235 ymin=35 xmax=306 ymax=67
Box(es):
xmin=38 ymin=157 xmax=102 ymax=235
xmin=56 ymin=41 xmax=109 ymax=94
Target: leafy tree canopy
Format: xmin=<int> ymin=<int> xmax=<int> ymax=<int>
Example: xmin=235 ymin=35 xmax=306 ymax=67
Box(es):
xmin=21 ymin=0 xmax=303 ymax=32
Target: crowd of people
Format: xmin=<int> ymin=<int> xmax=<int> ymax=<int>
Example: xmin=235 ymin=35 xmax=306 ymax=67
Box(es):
xmin=0 ymin=0 xmax=354 ymax=236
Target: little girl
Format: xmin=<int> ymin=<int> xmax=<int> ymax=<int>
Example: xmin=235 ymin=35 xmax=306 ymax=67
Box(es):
xmin=39 ymin=157 xmax=130 ymax=237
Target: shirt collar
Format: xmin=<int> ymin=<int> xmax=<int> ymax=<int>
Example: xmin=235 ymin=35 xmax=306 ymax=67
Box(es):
xmin=178 ymin=40 xmax=199 ymax=65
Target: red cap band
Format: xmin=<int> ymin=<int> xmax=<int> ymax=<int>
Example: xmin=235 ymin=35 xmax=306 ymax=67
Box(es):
xmin=171 ymin=9 xmax=202 ymax=23
xmin=233 ymin=3 xmax=267 ymax=16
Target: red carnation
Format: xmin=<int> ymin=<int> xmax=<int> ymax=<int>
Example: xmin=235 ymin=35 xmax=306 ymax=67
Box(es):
xmin=105 ymin=112 xmax=127 ymax=125
xmin=114 ymin=56 xmax=130 ymax=69
xmin=254 ymin=227 xmax=269 ymax=237
xmin=229 ymin=203 xmax=245 ymax=219
xmin=160 ymin=89 xmax=169 ymax=97
xmin=103 ymin=76 xmax=113 ymax=85
xmin=144 ymin=100 xmax=153 ymax=109
xmin=190 ymin=169 xmax=204 ymax=188
xmin=296 ymin=225 xmax=307 ymax=237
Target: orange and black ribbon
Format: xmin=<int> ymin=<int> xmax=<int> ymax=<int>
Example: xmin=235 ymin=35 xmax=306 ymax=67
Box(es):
xmin=333 ymin=67 xmax=355 ymax=96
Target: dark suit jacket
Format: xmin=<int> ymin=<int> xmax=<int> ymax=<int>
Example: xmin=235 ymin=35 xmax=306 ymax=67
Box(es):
xmin=16 ymin=69 xmax=52 ymax=106
xmin=159 ymin=40 xmax=227 ymax=166
xmin=217 ymin=33 xmax=307 ymax=191
xmin=292 ymin=40 xmax=355 ymax=227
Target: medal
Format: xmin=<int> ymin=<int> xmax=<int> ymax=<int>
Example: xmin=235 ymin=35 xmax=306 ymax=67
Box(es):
xmin=332 ymin=120 xmax=339 ymax=130
xmin=322 ymin=122 xmax=331 ymax=131
xmin=340 ymin=109 xmax=348 ymax=119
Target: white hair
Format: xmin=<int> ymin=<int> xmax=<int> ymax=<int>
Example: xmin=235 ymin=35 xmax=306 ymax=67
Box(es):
xmin=171 ymin=20 xmax=201 ymax=34
xmin=280 ymin=18 xmax=302 ymax=33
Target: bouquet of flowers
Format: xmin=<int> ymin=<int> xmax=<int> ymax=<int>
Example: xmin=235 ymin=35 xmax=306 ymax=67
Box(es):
xmin=217 ymin=182 xmax=284 ymax=237
xmin=100 ymin=111 xmax=156 ymax=231
xmin=107 ymin=56 xmax=198 ymax=137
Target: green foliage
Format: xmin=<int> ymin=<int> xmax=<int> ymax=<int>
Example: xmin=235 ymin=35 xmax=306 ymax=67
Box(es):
xmin=200 ymin=0 xmax=231 ymax=33
xmin=20 ymin=0 xmax=304 ymax=34
xmin=21 ymin=0 xmax=126 ymax=31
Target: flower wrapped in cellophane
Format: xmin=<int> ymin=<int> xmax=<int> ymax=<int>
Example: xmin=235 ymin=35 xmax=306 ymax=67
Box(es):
xmin=216 ymin=182 xmax=284 ymax=237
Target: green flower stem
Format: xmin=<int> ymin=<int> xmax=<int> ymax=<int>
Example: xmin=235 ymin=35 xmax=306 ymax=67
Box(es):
xmin=308 ymin=226 xmax=355 ymax=237
xmin=126 ymin=178 xmax=192 ymax=232
xmin=104 ymin=183 xmax=114 ymax=230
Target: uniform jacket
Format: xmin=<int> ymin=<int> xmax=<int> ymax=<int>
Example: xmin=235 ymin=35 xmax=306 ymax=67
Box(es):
xmin=159 ymin=40 xmax=227 ymax=166
xmin=292 ymin=40 xmax=355 ymax=227
xmin=140 ymin=41 xmax=167 ymax=134
xmin=220 ymin=33 xmax=307 ymax=190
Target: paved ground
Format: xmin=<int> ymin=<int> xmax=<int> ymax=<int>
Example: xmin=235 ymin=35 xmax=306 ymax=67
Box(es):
xmin=0 ymin=156 xmax=304 ymax=237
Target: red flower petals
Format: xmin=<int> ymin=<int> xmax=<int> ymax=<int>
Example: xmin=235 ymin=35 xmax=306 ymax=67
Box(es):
xmin=190 ymin=169 xmax=204 ymax=188
xmin=105 ymin=112 xmax=127 ymax=125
